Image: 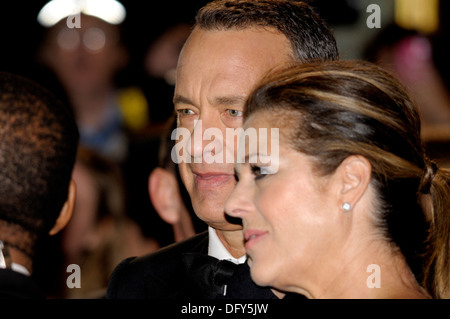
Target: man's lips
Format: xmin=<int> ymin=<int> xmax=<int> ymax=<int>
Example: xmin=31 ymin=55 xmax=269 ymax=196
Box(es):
xmin=244 ymin=229 xmax=268 ymax=250
xmin=193 ymin=172 xmax=234 ymax=188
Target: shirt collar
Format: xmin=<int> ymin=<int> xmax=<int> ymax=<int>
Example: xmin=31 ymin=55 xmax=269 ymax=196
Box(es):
xmin=208 ymin=226 xmax=246 ymax=264
xmin=0 ymin=241 xmax=31 ymax=276
xmin=0 ymin=260 xmax=30 ymax=276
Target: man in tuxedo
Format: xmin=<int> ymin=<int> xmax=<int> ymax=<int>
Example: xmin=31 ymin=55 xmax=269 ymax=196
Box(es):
xmin=107 ymin=0 xmax=339 ymax=299
xmin=0 ymin=72 xmax=79 ymax=298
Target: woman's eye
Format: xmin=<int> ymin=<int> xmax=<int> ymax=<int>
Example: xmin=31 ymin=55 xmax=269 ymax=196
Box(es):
xmin=227 ymin=109 xmax=243 ymax=117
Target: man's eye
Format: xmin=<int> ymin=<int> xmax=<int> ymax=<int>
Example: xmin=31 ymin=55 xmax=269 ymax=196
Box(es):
xmin=177 ymin=109 xmax=195 ymax=116
xmin=227 ymin=109 xmax=243 ymax=117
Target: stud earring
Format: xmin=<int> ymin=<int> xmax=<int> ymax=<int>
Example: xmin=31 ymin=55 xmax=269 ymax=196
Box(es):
xmin=342 ymin=202 xmax=351 ymax=211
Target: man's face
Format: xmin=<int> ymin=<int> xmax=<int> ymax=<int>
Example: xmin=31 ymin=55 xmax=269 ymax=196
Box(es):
xmin=174 ymin=27 xmax=292 ymax=231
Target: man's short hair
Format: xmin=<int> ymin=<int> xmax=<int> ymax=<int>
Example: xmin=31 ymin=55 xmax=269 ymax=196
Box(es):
xmin=0 ymin=72 xmax=79 ymax=250
xmin=195 ymin=0 xmax=339 ymax=62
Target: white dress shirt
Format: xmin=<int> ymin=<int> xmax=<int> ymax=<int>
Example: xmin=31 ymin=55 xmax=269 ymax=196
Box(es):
xmin=0 ymin=242 xmax=30 ymax=276
xmin=0 ymin=260 xmax=30 ymax=276
xmin=207 ymin=226 xmax=247 ymax=264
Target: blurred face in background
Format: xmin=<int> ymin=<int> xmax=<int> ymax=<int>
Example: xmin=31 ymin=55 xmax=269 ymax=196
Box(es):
xmin=62 ymin=161 xmax=99 ymax=263
xmin=40 ymin=14 xmax=127 ymax=95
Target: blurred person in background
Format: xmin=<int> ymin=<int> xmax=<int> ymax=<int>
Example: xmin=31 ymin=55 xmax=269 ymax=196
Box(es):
xmin=364 ymin=1 xmax=450 ymax=169
xmin=35 ymin=8 xmax=177 ymax=264
xmin=37 ymin=13 xmax=148 ymax=163
xmin=62 ymin=147 xmax=160 ymax=299
xmin=149 ymin=118 xmax=207 ymax=243
xmin=364 ymin=23 xmax=450 ymax=141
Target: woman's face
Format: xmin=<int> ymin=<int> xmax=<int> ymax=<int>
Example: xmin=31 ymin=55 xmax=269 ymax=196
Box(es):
xmin=225 ymin=112 xmax=344 ymax=294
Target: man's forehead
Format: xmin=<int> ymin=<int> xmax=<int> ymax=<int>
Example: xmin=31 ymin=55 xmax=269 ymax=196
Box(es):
xmin=175 ymin=27 xmax=293 ymax=108
xmin=179 ymin=27 xmax=291 ymax=62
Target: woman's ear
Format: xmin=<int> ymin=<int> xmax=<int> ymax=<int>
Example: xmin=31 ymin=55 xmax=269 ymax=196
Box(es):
xmin=335 ymin=155 xmax=372 ymax=211
xmin=49 ymin=179 xmax=76 ymax=236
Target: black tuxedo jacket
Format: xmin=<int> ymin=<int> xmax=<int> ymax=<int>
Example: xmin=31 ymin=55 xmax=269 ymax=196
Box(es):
xmin=0 ymin=268 xmax=45 ymax=299
xmin=107 ymin=231 xmax=209 ymax=299
xmin=106 ymin=231 xmax=298 ymax=299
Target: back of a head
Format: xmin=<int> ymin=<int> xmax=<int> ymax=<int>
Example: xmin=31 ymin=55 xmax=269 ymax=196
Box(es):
xmin=195 ymin=0 xmax=339 ymax=62
xmin=0 ymin=72 xmax=79 ymax=256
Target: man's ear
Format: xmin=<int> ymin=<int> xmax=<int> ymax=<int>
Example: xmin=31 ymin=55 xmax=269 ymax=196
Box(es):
xmin=148 ymin=167 xmax=181 ymax=225
xmin=335 ymin=155 xmax=372 ymax=210
xmin=49 ymin=179 xmax=76 ymax=236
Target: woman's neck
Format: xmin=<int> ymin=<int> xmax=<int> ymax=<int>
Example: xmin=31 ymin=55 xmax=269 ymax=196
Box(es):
xmin=295 ymin=241 xmax=429 ymax=299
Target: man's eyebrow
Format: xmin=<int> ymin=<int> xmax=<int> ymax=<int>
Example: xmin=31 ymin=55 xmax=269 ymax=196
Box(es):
xmin=173 ymin=95 xmax=194 ymax=106
xmin=213 ymin=95 xmax=247 ymax=106
xmin=173 ymin=94 xmax=247 ymax=107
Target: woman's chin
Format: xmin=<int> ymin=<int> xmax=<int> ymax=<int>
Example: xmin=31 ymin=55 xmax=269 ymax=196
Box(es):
xmin=249 ymin=260 xmax=274 ymax=288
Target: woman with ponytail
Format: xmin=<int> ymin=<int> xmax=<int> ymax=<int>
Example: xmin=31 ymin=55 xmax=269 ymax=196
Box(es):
xmin=225 ymin=60 xmax=450 ymax=298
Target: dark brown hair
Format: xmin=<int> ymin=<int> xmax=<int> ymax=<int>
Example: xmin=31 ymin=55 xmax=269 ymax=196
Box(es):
xmin=245 ymin=60 xmax=450 ymax=298
xmin=195 ymin=0 xmax=339 ymax=62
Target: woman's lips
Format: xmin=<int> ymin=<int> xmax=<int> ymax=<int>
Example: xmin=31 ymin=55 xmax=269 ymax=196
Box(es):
xmin=244 ymin=230 xmax=268 ymax=250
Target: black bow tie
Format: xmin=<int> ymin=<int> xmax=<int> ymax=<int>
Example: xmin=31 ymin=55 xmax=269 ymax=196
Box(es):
xmin=181 ymin=253 xmax=294 ymax=299
xmin=182 ymin=253 xmax=237 ymax=298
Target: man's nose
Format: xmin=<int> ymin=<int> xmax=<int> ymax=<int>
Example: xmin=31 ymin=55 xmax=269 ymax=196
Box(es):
xmin=187 ymin=119 xmax=225 ymax=164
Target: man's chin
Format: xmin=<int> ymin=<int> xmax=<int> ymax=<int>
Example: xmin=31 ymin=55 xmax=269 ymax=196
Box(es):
xmin=213 ymin=222 xmax=244 ymax=232
xmin=194 ymin=206 xmax=243 ymax=231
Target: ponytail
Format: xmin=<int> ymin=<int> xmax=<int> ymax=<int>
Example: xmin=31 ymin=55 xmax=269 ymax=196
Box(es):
xmin=421 ymin=164 xmax=450 ymax=299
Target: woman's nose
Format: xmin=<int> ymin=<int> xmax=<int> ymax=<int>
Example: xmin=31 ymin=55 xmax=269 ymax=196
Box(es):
xmin=225 ymin=178 xmax=254 ymax=219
